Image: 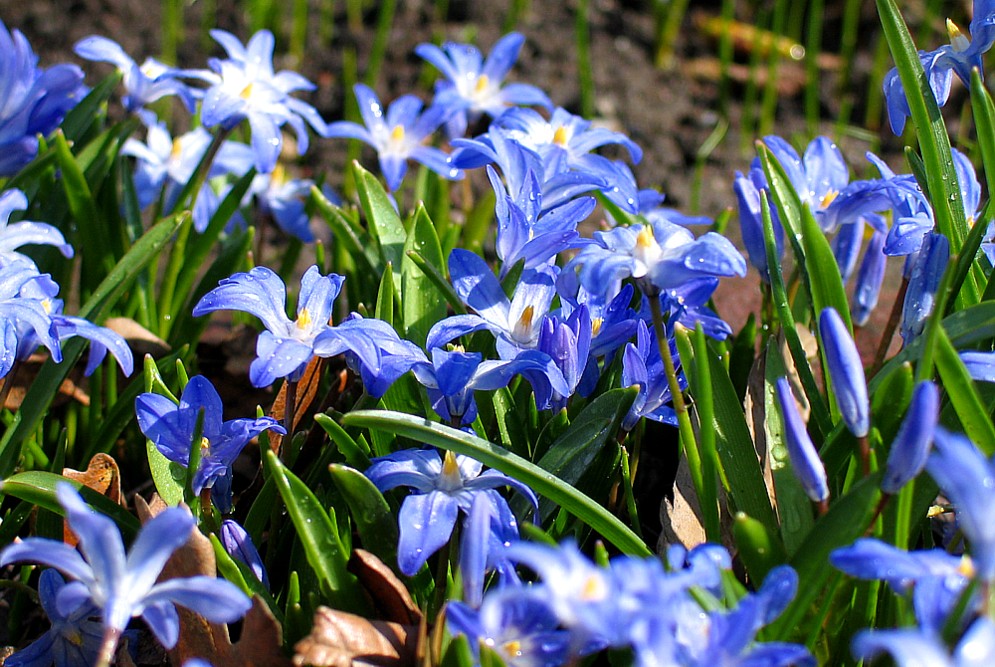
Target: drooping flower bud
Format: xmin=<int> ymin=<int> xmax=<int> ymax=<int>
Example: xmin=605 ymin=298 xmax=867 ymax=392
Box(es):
xmin=819 ymin=307 xmax=870 ymax=438
xmin=775 ymin=377 xmax=829 ymax=503
xmin=882 ymin=381 xmax=939 ymax=494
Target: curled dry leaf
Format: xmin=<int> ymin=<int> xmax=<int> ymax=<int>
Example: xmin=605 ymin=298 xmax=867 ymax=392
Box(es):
xmin=104 ymin=316 xmax=170 ymax=358
xmin=62 ymin=453 xmax=125 ymax=545
xmin=349 ymin=549 xmax=422 ymax=627
xmin=135 ymin=494 xmax=290 ymax=667
xmin=293 ymin=607 xmax=419 ymax=667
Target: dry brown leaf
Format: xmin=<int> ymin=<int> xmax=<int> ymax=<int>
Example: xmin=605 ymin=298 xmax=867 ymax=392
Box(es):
xmin=136 ymin=494 xmax=290 ymax=667
xmin=269 ymin=356 xmax=325 ymax=452
xmin=62 ymin=453 xmax=125 ymax=545
xmin=1 ymin=353 xmax=89 ymax=410
xmin=293 ymin=607 xmax=418 ymax=667
xmin=349 ymin=549 xmax=422 ymax=627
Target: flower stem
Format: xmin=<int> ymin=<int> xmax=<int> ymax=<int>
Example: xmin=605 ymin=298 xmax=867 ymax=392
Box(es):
xmin=871 ymin=276 xmax=908 ymax=374
xmin=646 ymin=293 xmax=699 ymax=466
xmin=94 ymin=626 xmax=121 ymax=667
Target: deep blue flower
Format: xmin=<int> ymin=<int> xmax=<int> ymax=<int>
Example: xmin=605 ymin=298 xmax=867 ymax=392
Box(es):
xmin=901 ymin=232 xmax=950 ymax=345
xmin=853 ymin=228 xmax=888 ymax=326
xmin=220 ymin=519 xmax=269 ymax=589
xmin=775 ymin=377 xmax=829 ymax=503
xmin=819 ymin=307 xmax=869 ymax=438
xmin=135 ymin=375 xmax=285 ymax=513
xmin=0 ymin=21 xmax=85 ymax=176
xmin=1 ymin=484 xmax=251 ymax=652
xmin=74 ymin=36 xmax=201 ymax=121
xmin=415 ymin=32 xmax=552 ymax=138
xmin=0 ymin=188 xmax=74 ymax=269
xmin=883 ymin=49 xmax=954 ymax=135
xmin=446 ymin=586 xmax=570 ymax=667
xmin=488 ymin=165 xmax=593 ymax=277
xmin=734 ymin=167 xmax=782 ymax=281
xmin=324 ymin=84 xmax=462 ymax=192
xmin=4 ymin=570 xmax=104 ymax=667
xmin=364 ymin=448 xmax=538 ymax=576
xmin=927 ymin=427 xmax=995 ymax=581
xmin=620 ymin=320 xmax=684 ymax=431
xmin=882 ymin=381 xmax=939 ymax=494
xmin=200 ymin=29 xmax=328 ymax=173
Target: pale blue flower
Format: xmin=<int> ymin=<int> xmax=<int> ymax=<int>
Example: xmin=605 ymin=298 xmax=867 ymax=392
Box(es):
xmin=0 ymin=188 xmax=73 ymax=269
xmin=775 ymin=377 xmax=829 ymax=503
xmin=1 ymin=484 xmax=251 ymax=651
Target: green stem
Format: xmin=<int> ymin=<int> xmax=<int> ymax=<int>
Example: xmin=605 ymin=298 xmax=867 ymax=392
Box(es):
xmin=646 ymin=291 xmax=698 ymax=467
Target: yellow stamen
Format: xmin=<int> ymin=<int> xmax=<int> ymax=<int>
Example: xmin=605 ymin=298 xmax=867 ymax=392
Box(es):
xmin=240 ymin=83 xmax=254 ymax=100
xmin=474 ymin=74 xmax=490 ymax=94
xmin=390 ymin=125 xmax=405 ymax=143
xmin=947 ymin=18 xmax=971 ymax=52
xmin=41 ymin=299 xmax=52 ymax=315
xmin=517 ymin=305 xmax=535 ymax=331
xmin=819 ymin=190 xmax=839 ymax=210
xmin=271 ymin=163 xmax=286 ymax=186
xmin=171 ymin=138 xmax=183 ymax=161
xmin=552 ymin=125 xmax=570 ymax=146
xmin=959 ymin=555 xmax=976 ymax=578
xmin=501 ymin=640 xmax=523 ymax=659
xmin=581 ymin=574 xmax=605 ymax=601
xmin=636 ymin=224 xmax=656 ymax=248
xmin=200 ymin=436 xmax=211 ymax=456
xmin=442 ymin=449 xmax=460 ymax=478
xmin=592 ymin=317 xmax=604 ymax=337
xmin=296 ymin=308 xmax=312 ymax=330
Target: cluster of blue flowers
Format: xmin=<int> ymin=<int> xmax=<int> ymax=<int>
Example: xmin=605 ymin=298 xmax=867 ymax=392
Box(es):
xmin=6 ymin=6 xmax=995 ymax=666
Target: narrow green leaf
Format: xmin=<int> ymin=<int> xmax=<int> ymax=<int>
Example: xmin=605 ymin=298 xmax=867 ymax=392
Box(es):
xmin=732 ymin=512 xmax=787 ymax=584
xmin=515 ymin=389 xmax=634 ymax=521
xmin=0 ymin=213 xmax=187 ymax=477
xmin=61 ymin=71 xmax=122 ymax=142
xmin=405 ymin=249 xmax=466 ymax=314
xmin=314 ymin=413 xmax=371 ymax=469
xmin=53 ymin=130 xmax=114 ymax=277
xmin=401 ymin=204 xmax=447 ymax=347
xmin=933 ymin=326 xmax=995 ymax=455
xmin=311 ymin=186 xmax=380 ymax=277
xmin=262 ymin=450 xmax=363 ymax=610
xmin=375 ymin=262 xmax=395 ymax=326
xmin=2 ymin=471 xmax=140 ymax=540
xmin=342 ymin=409 xmax=651 ymax=556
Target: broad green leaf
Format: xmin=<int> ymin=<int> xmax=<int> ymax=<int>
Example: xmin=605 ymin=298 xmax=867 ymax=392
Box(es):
xmin=768 ymin=475 xmax=880 ymax=641
xmin=354 ymin=161 xmax=405 ymax=291
xmin=343 ymin=409 xmax=651 ymax=556
xmin=401 ymin=204 xmax=447 ymax=347
xmin=2 ymin=471 xmax=140 ymax=540
xmin=311 ymin=186 xmax=380 ymax=277
xmin=328 ymin=464 xmax=400 ymax=572
xmin=262 ymin=450 xmax=365 ymax=611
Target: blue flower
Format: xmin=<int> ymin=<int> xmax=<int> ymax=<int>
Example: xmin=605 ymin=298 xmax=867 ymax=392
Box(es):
xmin=488 ymin=165 xmax=593 ymax=277
xmin=734 ymin=167 xmax=782 ymax=281
xmin=620 ymin=320 xmax=683 ymax=431
xmin=0 ymin=21 xmax=85 ymax=176
xmin=567 ymin=219 xmax=746 ymax=298
xmin=775 ymin=377 xmax=829 ymax=503
xmin=200 ymin=29 xmax=328 ymax=173
xmin=853 ymin=228 xmax=888 ymax=326
xmin=0 ymin=262 xmax=62 ymax=377
xmin=4 ymin=570 xmax=104 ymax=667
xmin=415 ymin=32 xmax=552 ymax=138
xmin=122 ymin=122 xmax=254 ymax=232
xmin=0 ymin=484 xmax=251 ymax=652
xmin=135 ymin=375 xmax=284 ymax=513
xmin=15 ymin=266 xmax=134 ymax=377
xmin=901 ymin=232 xmax=949 ymax=345
xmin=364 ymin=448 xmax=537 ymax=576
xmin=446 ymin=586 xmax=570 ymax=667
xmin=324 ymin=84 xmax=462 ymax=192
xmin=882 ymin=381 xmax=939 ymax=494
xmin=854 ymin=616 xmax=995 ymax=667
xmin=927 ymin=427 xmax=995 ymax=581
xmin=0 ymin=188 xmax=74 ymax=269
xmin=220 ymin=519 xmax=269 ymax=589
xmin=74 ymin=36 xmax=201 ymax=121
xmin=194 ymin=265 xmax=409 ymax=388
xmin=818 ymin=307 xmax=869 ymax=438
